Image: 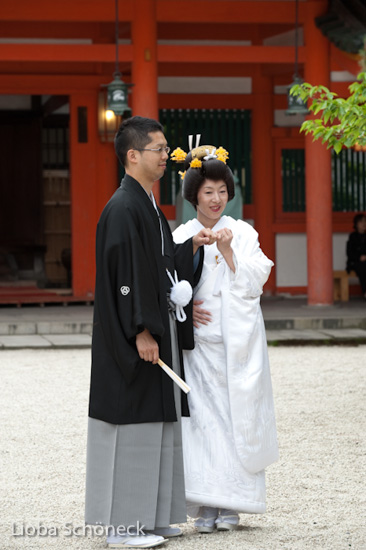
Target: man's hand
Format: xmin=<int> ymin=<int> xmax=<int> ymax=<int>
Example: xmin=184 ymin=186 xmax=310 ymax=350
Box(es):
xmin=136 ymin=328 xmax=159 ymax=364
xmin=193 ymin=299 xmax=212 ymax=328
xmin=193 ymin=228 xmax=217 ymax=255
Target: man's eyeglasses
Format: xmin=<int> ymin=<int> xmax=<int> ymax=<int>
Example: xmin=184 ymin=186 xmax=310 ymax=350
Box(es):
xmin=135 ymin=147 xmax=171 ymax=154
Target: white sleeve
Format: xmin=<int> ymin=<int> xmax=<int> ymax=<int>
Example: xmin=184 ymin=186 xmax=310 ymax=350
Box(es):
xmin=230 ymin=221 xmax=274 ymax=298
xmin=172 ymin=223 xmax=189 ymax=244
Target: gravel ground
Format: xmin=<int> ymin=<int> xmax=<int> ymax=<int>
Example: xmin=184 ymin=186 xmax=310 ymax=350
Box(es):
xmin=0 ymin=347 xmax=365 ymax=550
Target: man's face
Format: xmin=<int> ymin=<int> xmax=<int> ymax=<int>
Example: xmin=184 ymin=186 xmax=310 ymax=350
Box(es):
xmin=134 ymin=131 xmax=169 ymax=183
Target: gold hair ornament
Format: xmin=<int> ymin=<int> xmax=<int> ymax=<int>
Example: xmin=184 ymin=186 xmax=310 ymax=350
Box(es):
xmin=170 ymin=142 xmax=229 ymax=181
xmin=170 ymin=147 xmax=187 ymax=163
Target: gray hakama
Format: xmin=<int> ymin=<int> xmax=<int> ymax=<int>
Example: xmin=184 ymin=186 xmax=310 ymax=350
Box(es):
xmin=85 ymin=315 xmax=186 ymax=530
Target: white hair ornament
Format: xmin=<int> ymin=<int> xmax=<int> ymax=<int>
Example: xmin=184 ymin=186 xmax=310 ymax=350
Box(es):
xmin=203 ymin=147 xmax=217 ymax=160
xmin=188 ymin=134 xmax=201 ymax=151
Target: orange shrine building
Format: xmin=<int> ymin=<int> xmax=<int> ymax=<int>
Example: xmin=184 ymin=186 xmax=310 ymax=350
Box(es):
xmin=0 ymin=0 xmax=365 ymax=305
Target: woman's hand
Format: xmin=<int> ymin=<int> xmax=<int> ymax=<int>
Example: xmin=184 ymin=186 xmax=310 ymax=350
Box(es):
xmin=216 ymin=228 xmax=233 ymax=255
xmin=193 ymin=299 xmax=212 ymax=328
xmin=192 ymin=228 xmax=217 ymax=254
xmin=136 ymin=328 xmax=159 ymax=364
xmin=216 ymin=228 xmax=236 ymax=272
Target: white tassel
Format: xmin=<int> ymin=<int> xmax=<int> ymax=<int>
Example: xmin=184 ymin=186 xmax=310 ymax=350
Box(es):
xmin=166 ymin=269 xmax=193 ymax=322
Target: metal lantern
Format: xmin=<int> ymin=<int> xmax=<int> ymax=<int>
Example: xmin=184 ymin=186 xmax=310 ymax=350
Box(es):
xmin=285 ymin=76 xmax=309 ymax=116
xmin=285 ymin=0 xmax=308 ymax=116
xmin=100 ymin=0 xmax=133 ymax=122
xmin=107 ymin=73 xmax=131 ymax=116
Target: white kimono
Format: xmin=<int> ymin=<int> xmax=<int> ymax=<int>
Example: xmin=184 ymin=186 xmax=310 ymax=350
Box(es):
xmin=173 ymin=216 xmax=279 ymax=515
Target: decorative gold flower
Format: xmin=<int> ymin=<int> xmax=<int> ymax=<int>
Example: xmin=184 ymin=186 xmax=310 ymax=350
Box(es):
xmin=190 ymin=158 xmax=202 ymax=168
xmin=178 ymin=170 xmax=186 ymax=181
xmin=216 ymin=155 xmax=227 ymax=164
xmin=215 ymin=147 xmax=229 ymax=160
xmin=170 ymin=147 xmax=187 ymax=162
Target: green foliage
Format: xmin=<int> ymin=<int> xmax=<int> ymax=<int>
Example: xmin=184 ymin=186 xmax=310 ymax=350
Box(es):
xmin=290 ymin=72 xmax=366 ymax=154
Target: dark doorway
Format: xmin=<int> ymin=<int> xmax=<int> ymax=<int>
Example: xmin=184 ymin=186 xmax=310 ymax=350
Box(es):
xmin=0 ymin=97 xmax=70 ymax=290
xmin=0 ymin=112 xmax=44 ymax=285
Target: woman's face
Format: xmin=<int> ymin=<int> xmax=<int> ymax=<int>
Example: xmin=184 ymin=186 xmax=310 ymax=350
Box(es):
xmin=196 ymin=179 xmax=229 ymax=228
xmin=356 ymin=217 xmax=366 ymax=233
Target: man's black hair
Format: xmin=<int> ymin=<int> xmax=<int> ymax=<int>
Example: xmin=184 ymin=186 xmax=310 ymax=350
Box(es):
xmin=114 ymin=116 xmax=164 ymax=166
xmin=353 ymin=212 xmax=366 ymax=230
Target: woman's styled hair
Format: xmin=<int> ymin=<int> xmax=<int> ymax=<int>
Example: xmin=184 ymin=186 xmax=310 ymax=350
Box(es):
xmin=114 ymin=116 xmax=164 ymax=166
xmin=182 ymin=152 xmax=235 ymax=208
xmin=353 ymin=212 xmax=366 ymax=230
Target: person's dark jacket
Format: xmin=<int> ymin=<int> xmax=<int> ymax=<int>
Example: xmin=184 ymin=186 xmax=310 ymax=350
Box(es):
xmin=346 ymin=231 xmax=366 ymax=272
xmin=89 ymin=175 xmax=203 ymax=425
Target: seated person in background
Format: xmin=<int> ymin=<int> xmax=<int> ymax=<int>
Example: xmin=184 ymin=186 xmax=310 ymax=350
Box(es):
xmin=346 ymin=213 xmax=366 ymax=299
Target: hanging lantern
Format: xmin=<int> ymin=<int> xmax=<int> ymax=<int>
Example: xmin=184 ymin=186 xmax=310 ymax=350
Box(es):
xmin=286 ymin=75 xmax=310 ymax=116
xmin=98 ymin=89 xmax=121 ymax=142
xmin=285 ymin=0 xmax=309 ymax=116
xmin=107 ymin=72 xmax=131 ymax=116
xmin=99 ymin=0 xmax=133 ymax=134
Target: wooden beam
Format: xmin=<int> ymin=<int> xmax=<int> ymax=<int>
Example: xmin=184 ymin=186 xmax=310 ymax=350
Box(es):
xmin=0 ymin=21 xmax=111 ymax=39
xmin=158 ymin=22 xmax=258 ymax=41
xmin=159 ymin=94 xmax=254 ymax=110
xmin=157 ymin=1 xmax=306 ymax=23
xmin=0 ymin=74 xmax=116 ymax=94
xmin=157 ymin=22 xmax=294 ymax=42
xmin=0 ymin=0 xmax=306 ymax=23
xmin=0 ymin=0 xmax=133 ymax=22
xmin=0 ymin=44 xmax=133 ymax=62
xmin=158 ymin=63 xmax=257 ymax=77
xmin=157 ymin=45 xmax=306 ymax=64
xmin=0 ymin=43 xmax=304 ymax=64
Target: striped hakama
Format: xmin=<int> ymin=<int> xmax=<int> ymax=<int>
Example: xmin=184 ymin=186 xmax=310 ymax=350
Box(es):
xmin=85 ymin=316 xmax=186 ymax=530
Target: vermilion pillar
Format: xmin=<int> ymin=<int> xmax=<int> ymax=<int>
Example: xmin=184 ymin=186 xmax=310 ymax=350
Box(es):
xmin=132 ymin=0 xmax=160 ymax=200
xmin=96 ymin=141 xmax=118 ymax=218
xmin=69 ymin=92 xmax=98 ymax=298
xmin=304 ymin=1 xmax=333 ymax=305
xmin=252 ymin=70 xmax=276 ymax=293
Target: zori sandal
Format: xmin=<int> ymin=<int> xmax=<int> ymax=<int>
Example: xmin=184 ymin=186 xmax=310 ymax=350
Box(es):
xmin=215 ymin=510 xmax=239 ymax=531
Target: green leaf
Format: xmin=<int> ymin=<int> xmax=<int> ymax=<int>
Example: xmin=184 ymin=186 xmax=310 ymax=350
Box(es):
xmin=313 ymin=103 xmax=323 ymax=115
xmin=333 ymin=141 xmax=343 ymax=154
xmin=323 ymin=110 xmax=332 ymax=124
xmin=323 ymin=128 xmax=335 ymax=141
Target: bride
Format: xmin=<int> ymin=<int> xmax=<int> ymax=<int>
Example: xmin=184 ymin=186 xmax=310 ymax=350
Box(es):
xmin=172 ymin=143 xmax=279 ymax=533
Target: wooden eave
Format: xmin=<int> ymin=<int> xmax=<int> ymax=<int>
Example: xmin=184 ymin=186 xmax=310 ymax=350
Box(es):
xmin=0 ymin=44 xmax=305 ymax=65
xmin=0 ymin=0 xmax=306 ymax=24
xmin=316 ymin=0 xmax=366 ymax=54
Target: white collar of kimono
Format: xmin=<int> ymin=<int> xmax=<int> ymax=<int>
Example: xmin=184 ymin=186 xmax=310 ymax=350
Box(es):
xmin=191 ymin=215 xmax=229 ymax=233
